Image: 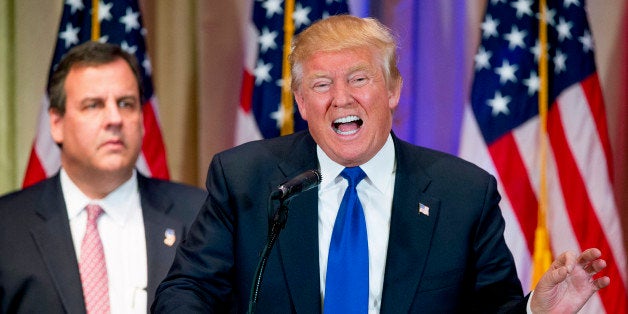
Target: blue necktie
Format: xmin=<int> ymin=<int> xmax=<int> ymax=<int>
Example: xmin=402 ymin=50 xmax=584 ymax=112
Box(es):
xmin=324 ymin=167 xmax=368 ymax=314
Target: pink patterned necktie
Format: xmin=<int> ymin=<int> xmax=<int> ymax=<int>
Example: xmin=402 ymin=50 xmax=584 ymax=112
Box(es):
xmin=79 ymin=204 xmax=111 ymax=314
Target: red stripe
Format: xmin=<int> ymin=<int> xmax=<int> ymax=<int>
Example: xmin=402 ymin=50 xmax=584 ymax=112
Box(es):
xmin=240 ymin=70 xmax=254 ymax=113
xmin=548 ymin=105 xmax=627 ymax=314
xmin=22 ymin=145 xmax=48 ymax=188
xmin=488 ymin=134 xmax=537 ymax=255
xmin=141 ymin=101 xmax=169 ymax=180
xmin=580 ymin=74 xmax=614 ymax=183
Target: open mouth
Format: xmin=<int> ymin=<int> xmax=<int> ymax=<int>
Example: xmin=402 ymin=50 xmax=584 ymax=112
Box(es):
xmin=332 ymin=115 xmax=363 ymax=135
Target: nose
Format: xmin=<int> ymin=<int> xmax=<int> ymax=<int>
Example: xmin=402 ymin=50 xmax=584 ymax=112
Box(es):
xmin=104 ymin=100 xmax=123 ymax=126
xmin=330 ymin=81 xmax=354 ymax=107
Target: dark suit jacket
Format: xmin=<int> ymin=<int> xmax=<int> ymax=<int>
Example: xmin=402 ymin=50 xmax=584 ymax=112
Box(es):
xmin=153 ymin=131 xmax=527 ymax=313
xmin=0 ymin=172 xmax=206 ymax=314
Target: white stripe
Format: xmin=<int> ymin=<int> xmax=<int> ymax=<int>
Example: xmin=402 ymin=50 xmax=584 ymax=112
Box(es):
xmin=135 ymin=153 xmax=151 ymax=177
xmin=34 ymin=96 xmax=61 ymax=176
xmin=234 ymin=108 xmax=263 ymax=146
xmin=234 ymin=16 xmax=262 ymax=147
xmin=511 ymin=105 xmax=597 ymax=296
xmin=458 ymin=105 xmax=533 ymax=291
xmin=557 ymin=83 xmax=627 ymax=284
xmin=147 ymin=96 xmax=163 ymax=127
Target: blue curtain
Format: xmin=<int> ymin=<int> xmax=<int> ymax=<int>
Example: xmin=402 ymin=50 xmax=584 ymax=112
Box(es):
xmin=350 ymin=0 xmax=471 ymax=155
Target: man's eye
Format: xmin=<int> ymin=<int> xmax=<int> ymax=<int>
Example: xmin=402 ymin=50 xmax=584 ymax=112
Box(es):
xmin=85 ymin=102 xmax=101 ymax=109
xmin=313 ymin=82 xmax=331 ymax=92
xmin=118 ymin=100 xmax=137 ymax=108
xmin=350 ymin=76 xmax=368 ymax=86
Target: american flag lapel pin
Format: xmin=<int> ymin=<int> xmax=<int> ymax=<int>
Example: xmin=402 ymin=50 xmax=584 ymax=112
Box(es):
xmin=418 ymin=203 xmax=430 ymax=217
xmin=164 ymin=228 xmax=176 ymax=247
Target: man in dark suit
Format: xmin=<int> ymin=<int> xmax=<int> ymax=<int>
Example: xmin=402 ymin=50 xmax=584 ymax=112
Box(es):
xmin=0 ymin=41 xmax=206 ymax=313
xmin=152 ymin=16 xmax=609 ymax=313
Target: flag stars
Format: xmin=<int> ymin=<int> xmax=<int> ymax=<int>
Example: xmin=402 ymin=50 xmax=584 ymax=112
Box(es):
xmin=494 ymin=60 xmax=518 ymax=84
xmin=143 ymin=55 xmax=152 ymax=76
xmin=254 ymin=60 xmax=273 ymax=85
xmin=504 ymin=25 xmax=528 ymax=50
xmin=487 ymin=91 xmax=511 ymax=116
xmin=270 ymin=103 xmax=289 ymax=129
xmin=262 ymin=0 xmax=283 ymax=19
xmin=293 ymin=3 xmax=312 ymax=29
xmin=523 ymin=71 xmax=540 ymax=96
xmin=536 ymin=6 xmax=556 ymax=27
xmin=474 ymin=46 xmax=492 ymax=71
xmin=511 ymin=0 xmax=533 ymax=19
xmin=59 ymin=23 xmax=80 ymax=48
xmin=481 ymin=15 xmax=499 ymax=39
xmin=65 ymin=0 xmax=84 ymax=14
xmin=579 ymin=30 xmax=593 ymax=53
xmin=564 ymin=0 xmax=580 ymax=8
xmin=97 ymin=1 xmax=113 ymax=22
xmin=556 ymin=17 xmax=573 ymax=41
xmin=120 ymin=41 xmax=137 ymax=55
xmin=530 ymin=40 xmax=550 ymax=62
xmin=258 ymin=27 xmax=278 ymax=53
xmin=553 ymin=50 xmax=567 ymax=73
xmin=119 ymin=7 xmax=140 ymax=33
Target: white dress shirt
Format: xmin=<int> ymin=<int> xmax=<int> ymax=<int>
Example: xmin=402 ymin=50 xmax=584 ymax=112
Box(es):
xmin=318 ymin=135 xmax=396 ymax=313
xmin=61 ymin=169 xmax=148 ymax=314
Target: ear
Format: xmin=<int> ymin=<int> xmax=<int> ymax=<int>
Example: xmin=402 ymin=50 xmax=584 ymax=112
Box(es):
xmin=388 ymin=79 xmax=402 ymax=111
xmin=294 ymin=89 xmax=308 ymax=121
xmin=49 ymin=108 xmax=64 ymax=145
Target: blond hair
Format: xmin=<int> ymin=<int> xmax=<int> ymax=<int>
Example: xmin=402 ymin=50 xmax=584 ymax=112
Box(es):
xmin=289 ymin=15 xmax=402 ymax=91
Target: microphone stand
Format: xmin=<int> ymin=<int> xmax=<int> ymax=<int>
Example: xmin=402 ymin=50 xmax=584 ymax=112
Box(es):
xmin=247 ymin=196 xmax=289 ymax=314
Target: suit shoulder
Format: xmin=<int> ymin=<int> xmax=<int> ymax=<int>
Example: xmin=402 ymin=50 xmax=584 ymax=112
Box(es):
xmin=215 ymin=131 xmax=312 ymax=164
xmin=396 ymin=138 xmax=493 ymax=182
xmin=0 ymin=178 xmax=54 ymax=212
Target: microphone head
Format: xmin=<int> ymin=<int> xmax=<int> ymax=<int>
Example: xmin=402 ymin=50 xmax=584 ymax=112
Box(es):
xmin=271 ymin=169 xmax=322 ymax=201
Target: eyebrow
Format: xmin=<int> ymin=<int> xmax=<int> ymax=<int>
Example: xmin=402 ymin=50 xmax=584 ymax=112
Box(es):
xmin=306 ymin=63 xmax=373 ymax=80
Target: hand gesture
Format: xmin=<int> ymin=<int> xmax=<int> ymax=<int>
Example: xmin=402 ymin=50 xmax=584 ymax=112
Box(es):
xmin=530 ymin=248 xmax=610 ymax=313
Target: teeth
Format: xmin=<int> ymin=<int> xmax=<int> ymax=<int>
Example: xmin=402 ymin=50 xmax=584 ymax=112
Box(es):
xmin=333 ymin=115 xmax=360 ymax=124
xmin=333 ymin=115 xmax=361 ymax=135
xmin=335 ymin=128 xmax=358 ymax=135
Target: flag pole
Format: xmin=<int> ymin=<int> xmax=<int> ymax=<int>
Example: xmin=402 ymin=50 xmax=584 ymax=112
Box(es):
xmin=91 ymin=0 xmax=100 ymax=41
xmin=280 ymin=0 xmax=295 ymax=136
xmin=531 ymin=0 xmax=553 ymax=289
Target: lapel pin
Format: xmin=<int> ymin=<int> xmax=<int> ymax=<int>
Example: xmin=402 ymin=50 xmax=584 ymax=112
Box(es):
xmin=418 ymin=203 xmax=430 ymax=217
xmin=164 ymin=228 xmax=176 ymax=247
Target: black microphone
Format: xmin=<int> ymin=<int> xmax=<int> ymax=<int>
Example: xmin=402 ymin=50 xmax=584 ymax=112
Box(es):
xmin=270 ymin=169 xmax=322 ymax=201
xmin=247 ymin=169 xmax=322 ymax=314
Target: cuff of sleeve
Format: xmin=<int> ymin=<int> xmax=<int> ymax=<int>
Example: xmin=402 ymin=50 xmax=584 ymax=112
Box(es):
xmin=526 ymin=290 xmax=534 ymax=314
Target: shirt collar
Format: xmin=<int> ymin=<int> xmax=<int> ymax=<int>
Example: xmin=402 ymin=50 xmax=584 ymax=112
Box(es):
xmin=317 ymin=134 xmax=396 ymax=193
xmin=60 ymin=169 xmax=139 ymax=225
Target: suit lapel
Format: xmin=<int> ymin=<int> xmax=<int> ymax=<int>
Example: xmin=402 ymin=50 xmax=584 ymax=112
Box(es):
xmin=138 ymin=175 xmax=186 ymax=305
xmin=275 ymin=133 xmax=322 ymax=313
xmin=380 ymin=137 xmax=441 ymax=313
xmin=30 ymin=176 xmax=87 ymax=314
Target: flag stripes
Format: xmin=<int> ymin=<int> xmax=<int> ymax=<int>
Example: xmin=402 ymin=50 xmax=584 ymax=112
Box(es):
xmin=461 ymin=1 xmax=627 ymax=312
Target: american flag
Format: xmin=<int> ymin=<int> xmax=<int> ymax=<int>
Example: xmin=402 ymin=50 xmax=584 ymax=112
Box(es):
xmin=23 ymin=0 xmax=169 ymax=187
xmin=459 ymin=1 xmax=627 ymax=313
xmin=236 ymin=0 xmax=349 ymax=145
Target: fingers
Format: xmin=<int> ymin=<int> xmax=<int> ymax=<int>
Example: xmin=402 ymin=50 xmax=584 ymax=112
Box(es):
xmin=577 ymin=248 xmax=602 ymax=265
xmin=593 ymin=276 xmax=611 ymax=290
xmin=583 ymin=258 xmax=607 ymax=275
xmin=551 ymin=250 xmax=576 ymax=272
